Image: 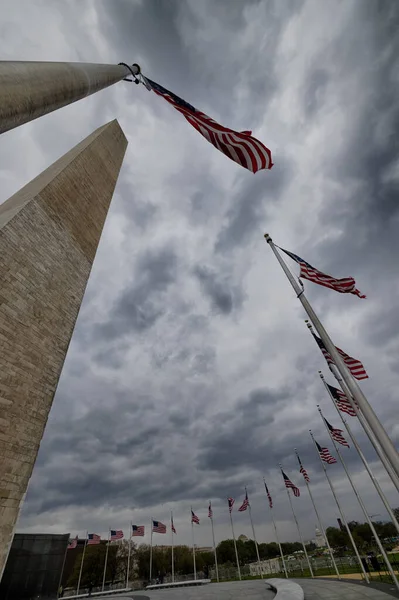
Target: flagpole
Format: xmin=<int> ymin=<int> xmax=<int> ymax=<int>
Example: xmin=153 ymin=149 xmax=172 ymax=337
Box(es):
xmin=228 ymin=502 xmax=241 ymax=580
xmin=126 ymin=522 xmax=132 ymax=590
xmin=191 ymin=509 xmax=197 ymax=581
xmin=294 ymin=450 xmax=340 ymax=579
xmin=280 ymin=465 xmax=314 ymax=577
xmin=149 ymin=518 xmax=153 ymax=584
xmin=76 ymin=533 xmax=88 ymax=595
xmin=246 ymin=489 xmax=263 ymax=579
xmin=306 ymin=318 xmax=399 ymax=492
xmin=309 ymin=430 xmax=369 ymax=582
xmin=319 ymin=372 xmax=399 ymax=534
xmin=171 ymin=511 xmax=175 ymax=583
xmin=318 ymin=406 xmax=399 ymax=590
xmin=263 ymin=480 xmax=288 ymax=578
xmin=264 ymin=233 xmax=399 ymax=484
xmin=102 ymin=528 xmax=110 ymax=592
xmin=209 ymin=503 xmax=219 ymax=582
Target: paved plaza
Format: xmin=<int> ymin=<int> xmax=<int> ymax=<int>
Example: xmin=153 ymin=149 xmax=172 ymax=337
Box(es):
xmin=101 ymin=577 xmax=399 ymax=600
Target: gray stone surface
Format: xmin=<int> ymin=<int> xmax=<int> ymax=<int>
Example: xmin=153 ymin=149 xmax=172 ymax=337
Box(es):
xmin=294 ymin=578 xmax=398 ymax=599
xmin=267 ymin=577 xmax=304 ymax=599
xmin=0 ymin=119 xmax=127 ymax=576
xmin=0 ymin=61 xmax=137 ymax=134
xmin=109 ymin=580 xmax=276 ymax=599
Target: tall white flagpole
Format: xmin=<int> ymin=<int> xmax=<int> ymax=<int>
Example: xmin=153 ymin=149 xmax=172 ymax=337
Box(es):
xmin=263 ymin=479 xmax=288 ymax=578
xmin=191 ymin=509 xmax=197 ymax=581
xmin=209 ymin=502 xmax=219 ymax=582
xmin=309 ymin=430 xmax=369 ymax=582
xmin=280 ymin=465 xmax=314 ymax=577
xmin=102 ymin=528 xmax=111 ymax=592
xmin=228 ymin=500 xmax=241 ymax=580
xmin=318 ymin=406 xmax=399 ymax=591
xmin=76 ymin=533 xmax=88 ymax=595
xmin=126 ymin=522 xmax=132 ymax=590
xmin=149 ymin=518 xmax=153 ymax=584
xmin=246 ymin=489 xmax=263 ymax=579
xmin=264 ymin=233 xmax=399 ymax=485
xmin=319 ymin=371 xmax=399 ymax=534
xmin=294 ymin=450 xmax=340 ymax=579
xmin=171 ymin=511 xmax=175 ymax=583
xmin=306 ymin=319 xmax=399 ymax=492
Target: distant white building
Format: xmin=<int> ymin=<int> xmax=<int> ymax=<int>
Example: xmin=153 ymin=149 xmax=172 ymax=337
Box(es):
xmin=249 ymin=557 xmax=281 ymax=576
xmin=314 ymin=526 xmax=326 ymax=548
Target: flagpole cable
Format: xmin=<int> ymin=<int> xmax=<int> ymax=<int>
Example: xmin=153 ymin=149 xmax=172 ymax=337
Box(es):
xmin=309 ymin=430 xmax=369 ymax=582
xmin=295 ymin=450 xmax=340 ymax=579
xmin=263 ymin=479 xmax=288 ymax=578
xmin=77 ymin=532 xmax=88 ymax=595
xmin=171 ymin=511 xmax=174 ymax=583
xmin=305 ymin=317 xmax=399 ymax=492
xmin=191 ymin=509 xmax=197 ymax=581
xmin=319 ymin=372 xmax=399 ymax=534
xmin=318 ymin=406 xmax=399 ymax=591
xmin=149 ymin=518 xmax=153 ymax=584
xmin=126 ymin=522 xmax=132 ymax=590
xmin=264 ymin=233 xmax=399 ymax=484
xmin=102 ymin=528 xmax=110 ymax=592
xmin=246 ymin=488 xmax=263 ymax=579
xmin=210 ymin=502 xmax=219 ymax=582
xmin=229 ymin=505 xmax=241 ymax=580
xmin=280 ymin=466 xmax=314 ymax=577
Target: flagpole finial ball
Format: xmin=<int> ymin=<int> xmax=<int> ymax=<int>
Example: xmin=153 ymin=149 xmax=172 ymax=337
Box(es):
xmin=264 ymin=233 xmax=272 ymax=242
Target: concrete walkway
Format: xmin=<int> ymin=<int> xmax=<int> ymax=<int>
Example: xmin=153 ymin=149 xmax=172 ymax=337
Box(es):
xmin=294 ymin=578 xmax=398 ymax=599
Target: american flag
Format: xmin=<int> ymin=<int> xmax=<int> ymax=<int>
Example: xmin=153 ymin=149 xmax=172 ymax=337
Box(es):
xmin=152 ymin=520 xmax=167 ymax=534
xmin=238 ymin=491 xmax=249 ymax=512
xmin=296 ymin=454 xmax=310 ymax=483
xmin=110 ymin=529 xmax=123 ymax=541
xmin=191 ymin=510 xmax=200 ymax=525
xmin=67 ymin=536 xmax=78 ymax=550
xmin=316 ymin=440 xmax=337 ymax=464
xmin=87 ymin=533 xmax=101 ymax=545
xmin=143 ymin=77 xmax=273 ymax=173
xmin=171 ymin=517 xmax=176 ymax=534
xmin=280 ymin=248 xmax=366 ymax=299
xmin=282 ymin=470 xmax=300 ymax=497
xmin=228 ymin=497 xmax=235 ymax=513
xmin=324 ymin=417 xmax=350 ymax=448
xmin=264 ymin=481 xmax=273 ymax=508
xmin=312 ymin=333 xmax=368 ymax=381
xmin=327 ymin=383 xmax=358 ymax=417
xmin=208 ymin=503 xmax=213 ymax=519
xmin=132 ymin=525 xmax=145 ymax=537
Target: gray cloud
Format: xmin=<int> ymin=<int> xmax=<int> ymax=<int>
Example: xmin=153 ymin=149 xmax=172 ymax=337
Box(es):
xmin=2 ymin=0 xmax=398 ymax=545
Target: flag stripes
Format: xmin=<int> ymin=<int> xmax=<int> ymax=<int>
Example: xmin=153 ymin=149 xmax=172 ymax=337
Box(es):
xmin=132 ymin=525 xmax=145 ymax=537
xmin=313 ymin=333 xmax=368 ymax=380
xmin=87 ymin=533 xmax=101 ymax=545
xmin=327 ymin=383 xmax=358 ymax=416
xmin=110 ymin=529 xmax=123 ymax=541
xmin=324 ymin=417 xmax=350 ymax=447
xmin=264 ymin=481 xmax=273 ymax=508
xmin=238 ymin=492 xmax=249 ymax=512
xmin=280 ymin=248 xmax=366 ymax=298
xmin=208 ymin=503 xmax=213 ymax=518
xmin=282 ymin=470 xmax=300 ymax=497
xmin=143 ymin=77 xmax=273 ymax=173
xmin=228 ymin=497 xmax=235 ymax=513
xmin=191 ymin=510 xmax=200 ymax=525
xmin=153 ymin=520 xmax=167 ymax=534
xmin=316 ymin=441 xmax=337 ymax=464
xmin=171 ymin=518 xmax=176 ymax=534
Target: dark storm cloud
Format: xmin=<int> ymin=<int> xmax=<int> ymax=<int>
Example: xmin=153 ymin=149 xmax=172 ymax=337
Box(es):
xmin=193 ymin=265 xmax=244 ymax=314
xmin=95 ymin=245 xmax=178 ymax=341
xmin=215 ymin=157 xmax=293 ymax=254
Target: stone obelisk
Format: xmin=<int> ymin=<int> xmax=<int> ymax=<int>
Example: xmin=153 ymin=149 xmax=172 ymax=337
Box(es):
xmin=0 ymin=119 xmax=127 ymax=577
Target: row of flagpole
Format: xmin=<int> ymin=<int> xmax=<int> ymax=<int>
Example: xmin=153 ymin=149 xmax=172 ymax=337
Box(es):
xmin=263 ymin=234 xmax=399 ymax=590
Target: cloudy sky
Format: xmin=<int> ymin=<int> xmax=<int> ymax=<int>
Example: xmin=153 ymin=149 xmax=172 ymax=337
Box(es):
xmin=1 ymin=0 xmax=399 ymax=547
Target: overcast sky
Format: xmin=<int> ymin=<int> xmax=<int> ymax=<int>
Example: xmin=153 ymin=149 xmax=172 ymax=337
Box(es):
xmin=1 ymin=0 xmax=399 ymax=548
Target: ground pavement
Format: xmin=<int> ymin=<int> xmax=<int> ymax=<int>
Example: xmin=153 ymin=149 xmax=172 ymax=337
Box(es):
xmin=102 ymin=577 xmax=399 ymax=599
